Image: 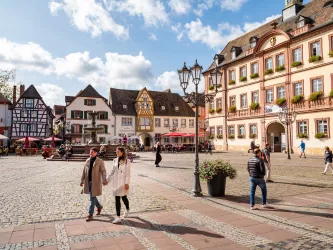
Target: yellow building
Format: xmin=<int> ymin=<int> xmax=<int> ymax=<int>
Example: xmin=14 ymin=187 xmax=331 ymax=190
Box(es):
xmin=204 ymin=0 xmax=333 ymax=155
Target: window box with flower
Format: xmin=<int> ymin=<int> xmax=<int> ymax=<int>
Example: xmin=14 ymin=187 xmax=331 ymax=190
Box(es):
xmin=209 ymin=108 xmax=215 ymax=114
xmin=291 ymin=94 xmax=304 ymax=103
xmin=329 ymin=90 xmax=333 ymax=98
xmin=329 ymin=51 xmax=333 ymax=58
xmin=297 ymin=133 xmax=308 ymax=138
xmin=264 ymin=69 xmax=274 ymax=75
xmin=308 ymin=55 xmax=322 ymax=63
xmin=229 ymin=105 xmax=236 ymax=113
xmin=292 ymin=61 xmax=302 ymax=67
xmin=199 ymin=160 xmax=237 ymax=197
xmin=240 ymin=76 xmax=247 ymax=82
xmin=209 ymin=134 xmax=215 ymax=139
xmin=229 ymin=80 xmax=236 ymax=85
xmin=249 ymin=102 xmax=260 ymax=110
xmin=250 ymin=73 xmax=259 ymax=79
xmin=275 ymin=97 xmax=286 ymax=106
xmin=217 ymin=84 xmax=222 ymax=88
xmin=315 ymin=132 xmax=326 ymax=139
xmin=275 ymin=65 xmax=285 ymax=72
xmin=217 ymin=134 xmax=223 ymax=139
xmin=228 ymin=134 xmax=235 ymax=139
xmin=216 ymin=107 xmax=222 ymax=113
xmin=308 ymin=91 xmax=322 ymax=101
xmin=237 ymin=135 xmax=245 ymax=139
xmin=209 ymin=86 xmax=215 ymax=91
xmin=249 ymin=134 xmax=257 ymax=139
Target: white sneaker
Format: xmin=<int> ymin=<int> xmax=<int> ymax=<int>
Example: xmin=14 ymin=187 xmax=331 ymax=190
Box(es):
xmin=112 ymin=217 xmax=122 ymax=224
xmin=250 ymin=206 xmax=254 ymax=210
xmin=262 ymin=203 xmax=269 ymax=208
xmin=123 ymin=209 xmax=129 ymax=218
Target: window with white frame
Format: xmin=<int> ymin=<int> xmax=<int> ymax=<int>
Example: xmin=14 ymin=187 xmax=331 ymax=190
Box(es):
xmin=265 ymin=58 xmax=273 ymax=70
xmin=189 ymin=119 xmax=194 ymax=128
xmin=164 ymin=137 xmax=170 ymax=143
xmin=210 ymin=101 xmax=214 ymax=109
xmin=317 ymin=120 xmax=328 ymax=134
xmin=210 ymin=127 xmax=215 ymax=136
xmin=230 ymin=96 xmax=236 ymax=106
xmin=172 ymin=119 xmax=178 ymax=128
xmin=277 ymin=54 xmax=285 ymax=66
xmin=293 ymin=48 xmax=302 ymax=62
xmin=311 ymin=41 xmax=321 ymax=56
xmin=24 ymin=99 xmax=34 ymax=108
xmin=217 ymin=126 xmax=223 ymax=135
xmin=239 ymin=125 xmax=245 ymax=136
xmin=241 ymin=94 xmax=247 ymax=108
xmin=252 ymin=92 xmax=259 ymax=103
xmin=252 ymin=63 xmax=258 ymax=74
xmin=294 ymin=82 xmax=303 ymax=96
xmin=250 ymin=38 xmax=256 ymax=48
xmin=230 ymin=70 xmax=235 ymax=81
xmin=155 ymin=118 xmax=161 ymax=127
xmin=240 ymin=67 xmax=246 ymax=77
xmin=229 ymin=126 xmax=235 ymax=136
xmin=181 ymin=119 xmax=186 ymax=128
xmin=217 ymin=98 xmax=222 ymax=108
xmin=277 ymin=87 xmax=285 ymax=98
xmin=164 ymin=118 xmax=170 ymax=128
xmin=139 ymin=117 xmax=152 ymax=130
xmin=296 ymin=20 xmax=305 ymax=29
xmin=250 ymin=124 xmax=257 ymax=135
xmin=121 ymin=117 xmax=133 ymax=126
xmin=312 ymin=78 xmax=322 ymax=92
xmin=30 ymin=124 xmax=37 ymax=132
xmin=20 ymin=124 xmax=27 ymax=132
xmin=22 ymin=110 xmax=28 ymax=118
xmin=298 ymin=121 xmax=308 ymax=134
xmin=231 ymin=51 xmax=236 ymax=60
xmin=266 ymin=89 xmax=273 ymax=103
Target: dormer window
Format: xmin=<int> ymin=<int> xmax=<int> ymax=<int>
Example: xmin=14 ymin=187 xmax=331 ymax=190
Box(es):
xmin=249 ymin=37 xmax=257 ymax=48
xmin=231 ymin=51 xmax=236 ymax=60
xmin=230 ymin=47 xmax=241 ymax=60
xmin=296 ymin=20 xmax=305 ymax=29
xmin=161 ymin=106 xmax=165 ymax=110
xmin=175 ymin=107 xmax=179 ymax=111
xmin=123 ymin=105 xmax=127 ymax=109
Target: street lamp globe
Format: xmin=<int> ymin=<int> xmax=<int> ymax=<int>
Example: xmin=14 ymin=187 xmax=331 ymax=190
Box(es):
xmin=178 ymin=62 xmax=191 ymax=94
xmin=190 ymin=59 xmax=203 ymax=85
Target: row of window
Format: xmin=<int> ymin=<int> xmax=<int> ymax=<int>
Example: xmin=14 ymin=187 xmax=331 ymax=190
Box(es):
xmin=20 ymin=124 xmax=38 ymax=132
xmin=226 ymin=35 xmax=333 ymax=83
xmin=71 ymin=111 xmax=109 ymax=120
xmin=70 ymin=124 xmax=109 ymax=134
xmin=210 ymin=124 xmax=257 ymax=138
xmin=84 ymin=99 xmax=97 ymax=106
xmin=297 ymin=119 xmax=330 ymax=138
xmin=121 ymin=117 xmax=196 ymax=128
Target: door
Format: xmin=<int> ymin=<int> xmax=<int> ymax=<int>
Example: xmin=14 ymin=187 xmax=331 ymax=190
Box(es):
xmin=144 ymin=137 xmax=151 ymax=146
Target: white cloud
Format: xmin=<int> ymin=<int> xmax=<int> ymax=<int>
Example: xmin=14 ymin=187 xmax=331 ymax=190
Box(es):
xmin=0 ymin=38 xmax=154 ymax=91
xmin=35 ymin=83 xmax=66 ymax=107
xmin=149 ymin=33 xmax=157 ymax=40
xmin=104 ymin=0 xmax=168 ymax=27
xmin=48 ymin=0 xmax=129 ymax=39
xmin=220 ymin=0 xmax=247 ymax=11
xmin=243 ymin=14 xmax=281 ymax=33
xmin=194 ymin=0 xmax=214 ymax=17
xmin=168 ymin=0 xmax=191 ymax=15
xmin=171 ymin=23 xmax=184 ymax=41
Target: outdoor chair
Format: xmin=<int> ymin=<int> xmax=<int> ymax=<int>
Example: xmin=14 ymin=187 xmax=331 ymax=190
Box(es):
xmin=15 ymin=148 xmax=22 ymax=156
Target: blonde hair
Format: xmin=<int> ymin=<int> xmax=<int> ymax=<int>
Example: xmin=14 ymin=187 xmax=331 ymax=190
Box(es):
xmin=325 ymin=146 xmax=330 ymax=151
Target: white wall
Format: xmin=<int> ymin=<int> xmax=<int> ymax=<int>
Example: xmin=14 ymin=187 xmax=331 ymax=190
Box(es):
xmin=115 ymin=115 xmax=136 ymax=137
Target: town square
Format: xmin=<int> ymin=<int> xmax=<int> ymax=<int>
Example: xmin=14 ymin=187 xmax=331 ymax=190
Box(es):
xmin=1 ymin=0 xmax=333 ymax=249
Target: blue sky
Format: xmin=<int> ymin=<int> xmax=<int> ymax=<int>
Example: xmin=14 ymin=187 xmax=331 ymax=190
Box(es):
xmin=0 ymin=0 xmax=311 ymax=106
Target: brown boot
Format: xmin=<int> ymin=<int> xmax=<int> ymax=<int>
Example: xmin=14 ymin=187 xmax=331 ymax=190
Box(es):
xmin=86 ymin=215 xmax=93 ymax=222
xmin=96 ymin=206 xmax=103 ymax=215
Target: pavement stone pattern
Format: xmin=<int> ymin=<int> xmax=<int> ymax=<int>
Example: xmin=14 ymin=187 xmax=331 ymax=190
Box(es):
xmin=0 ymin=151 xmax=332 ymax=249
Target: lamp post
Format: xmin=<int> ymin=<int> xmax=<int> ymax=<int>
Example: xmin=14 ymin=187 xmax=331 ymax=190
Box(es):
xmin=178 ymin=59 xmax=221 ymax=196
xmin=278 ymin=107 xmax=296 ymax=159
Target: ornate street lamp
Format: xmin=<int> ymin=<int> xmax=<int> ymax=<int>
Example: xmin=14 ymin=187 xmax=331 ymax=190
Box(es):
xmin=178 ymin=59 xmax=221 ymax=196
xmin=278 ymin=107 xmax=297 ymax=159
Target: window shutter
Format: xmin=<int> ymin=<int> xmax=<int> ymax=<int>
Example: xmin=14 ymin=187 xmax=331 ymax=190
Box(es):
xmin=105 ymin=125 xmax=108 ymax=134
xmin=84 ymin=99 xmax=87 ymax=105
xmin=93 ymin=100 xmax=96 ymax=106
xmin=84 ymin=111 xmax=87 ymax=120
xmin=80 ymin=125 xmax=83 ymax=133
xmin=80 ymin=111 xmax=83 ymax=119
xmin=71 ymin=125 xmax=74 ymax=133
xmin=105 ymin=112 xmax=108 ymax=120
xmin=71 ymin=111 xmax=74 ymax=119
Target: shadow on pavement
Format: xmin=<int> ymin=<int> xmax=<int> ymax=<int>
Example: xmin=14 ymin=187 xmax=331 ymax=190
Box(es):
xmin=272 ymin=181 xmax=332 ymax=188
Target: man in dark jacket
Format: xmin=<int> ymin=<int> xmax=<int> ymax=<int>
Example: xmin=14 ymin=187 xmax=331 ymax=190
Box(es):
xmin=248 ymin=148 xmax=268 ymax=209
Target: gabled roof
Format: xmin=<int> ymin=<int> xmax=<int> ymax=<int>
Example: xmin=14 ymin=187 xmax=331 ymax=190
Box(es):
xmin=54 ymin=105 xmax=65 ymax=115
xmin=77 ymin=84 xmax=106 ymax=101
xmin=205 ymin=0 xmax=333 ymax=72
xmin=0 ymin=92 xmax=11 ymax=104
xmin=20 ymin=85 xmax=42 ymax=99
xmin=110 ymin=88 xmax=195 ymax=117
xmin=65 ymin=96 xmax=75 ymax=103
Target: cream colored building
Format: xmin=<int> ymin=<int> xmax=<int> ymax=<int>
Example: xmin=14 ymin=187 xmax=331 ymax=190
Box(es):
xmin=204 ymin=0 xmax=333 ymax=155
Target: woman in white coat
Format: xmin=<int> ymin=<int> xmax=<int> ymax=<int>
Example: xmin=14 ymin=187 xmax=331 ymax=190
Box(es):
xmin=107 ymin=147 xmax=131 ymax=224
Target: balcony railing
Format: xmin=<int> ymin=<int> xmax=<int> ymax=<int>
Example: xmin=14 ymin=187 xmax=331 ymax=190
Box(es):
xmin=228 ymin=108 xmax=261 ymax=118
xmin=292 ymin=97 xmax=332 ymax=111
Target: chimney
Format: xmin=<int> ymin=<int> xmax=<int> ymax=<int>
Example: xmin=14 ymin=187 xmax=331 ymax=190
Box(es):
xmin=20 ymin=85 xmax=25 ymax=96
xmin=13 ymin=86 xmax=17 ymax=103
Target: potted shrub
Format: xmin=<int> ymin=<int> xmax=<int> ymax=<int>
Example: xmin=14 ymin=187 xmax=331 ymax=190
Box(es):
xmin=292 ymin=61 xmax=302 ymax=67
xmin=229 ymin=105 xmax=236 ymax=113
xmin=275 ymin=97 xmax=286 ymax=106
xmin=216 ymin=107 xmax=222 ymax=113
xmin=249 ymin=134 xmax=257 ymax=139
xmin=229 ymin=80 xmax=236 ymax=85
xmin=209 ymin=86 xmax=215 ymax=91
xmin=275 ymin=65 xmax=285 ymax=72
xmin=329 ymin=51 xmax=333 ymax=58
xmin=209 ymin=134 xmax=215 ymax=139
xmin=329 ymin=90 xmax=333 ymax=98
xmin=315 ymin=132 xmax=326 ymax=139
xmin=250 ymin=73 xmax=259 ymax=79
xmin=240 ymin=76 xmax=247 ymax=82
xmin=249 ymin=102 xmax=260 ymax=110
xmin=264 ymin=69 xmax=273 ymax=75
xmin=209 ymin=108 xmax=215 ymax=114
xmin=308 ymin=91 xmax=323 ymax=101
xmin=291 ymin=94 xmax=304 ymax=103
xmin=237 ymin=135 xmax=245 ymax=139
xmin=199 ymin=160 xmax=237 ymax=197
xmin=298 ymin=133 xmax=308 ymax=138
xmin=228 ymin=134 xmax=235 ymax=139
xmin=308 ymin=55 xmax=322 ymax=63
xmin=217 ymin=134 xmax=223 ymax=139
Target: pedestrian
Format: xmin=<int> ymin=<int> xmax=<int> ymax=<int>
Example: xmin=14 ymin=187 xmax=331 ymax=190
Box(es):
xmin=155 ymin=142 xmax=162 ymax=167
xmin=263 ymin=143 xmax=273 ymax=182
xmin=322 ymin=146 xmax=333 ymax=175
xmin=206 ymin=141 xmax=212 ymax=155
xmin=80 ymin=147 xmax=108 ymax=222
xmin=298 ymin=140 xmax=306 ymax=158
xmin=248 ymin=148 xmax=268 ymax=210
xmin=107 ymin=147 xmax=131 ymax=224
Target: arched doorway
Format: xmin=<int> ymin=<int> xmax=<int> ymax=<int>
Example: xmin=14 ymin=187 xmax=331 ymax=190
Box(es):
xmin=266 ymin=121 xmax=286 ymax=153
xmin=137 ymin=133 xmax=153 ymax=146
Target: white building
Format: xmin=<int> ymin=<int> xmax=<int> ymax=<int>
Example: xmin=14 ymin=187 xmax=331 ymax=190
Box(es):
xmin=110 ymin=88 xmax=196 ymax=146
xmin=0 ymin=92 xmax=12 ymax=146
xmin=65 ymin=85 xmax=114 ymax=144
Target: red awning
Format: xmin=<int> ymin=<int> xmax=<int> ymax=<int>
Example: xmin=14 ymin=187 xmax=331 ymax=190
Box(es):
xmin=163 ymin=132 xmax=187 ymax=137
xmin=43 ymin=136 xmax=62 ymax=141
xmin=17 ymin=137 xmax=40 ymax=142
xmin=183 ymin=133 xmax=205 ymax=137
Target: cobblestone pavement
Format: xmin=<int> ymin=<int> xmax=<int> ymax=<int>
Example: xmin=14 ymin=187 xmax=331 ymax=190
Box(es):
xmin=0 ymin=152 xmax=332 ymax=249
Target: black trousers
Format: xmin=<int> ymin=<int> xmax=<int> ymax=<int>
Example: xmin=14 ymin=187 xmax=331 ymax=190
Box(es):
xmin=115 ymin=196 xmax=129 ymax=216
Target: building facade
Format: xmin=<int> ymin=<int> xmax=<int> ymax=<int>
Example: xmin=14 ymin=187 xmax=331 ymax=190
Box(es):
xmin=204 ymin=0 xmax=333 ymax=155
xmin=110 ymin=88 xmax=196 ymax=146
xmin=0 ymin=92 xmax=12 ymax=145
xmin=53 ymin=105 xmax=65 ymax=139
xmin=10 ymin=85 xmax=54 ymax=139
xmin=64 ymin=85 xmax=114 ymax=144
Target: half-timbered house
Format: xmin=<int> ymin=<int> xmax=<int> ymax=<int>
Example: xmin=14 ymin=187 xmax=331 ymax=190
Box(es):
xmin=10 ymin=85 xmax=54 ymax=139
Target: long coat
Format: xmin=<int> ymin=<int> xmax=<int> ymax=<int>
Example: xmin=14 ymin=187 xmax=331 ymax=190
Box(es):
xmin=81 ymin=157 xmax=107 ymax=197
xmin=155 ymin=145 xmax=162 ymax=165
xmin=107 ymin=158 xmax=131 ymax=196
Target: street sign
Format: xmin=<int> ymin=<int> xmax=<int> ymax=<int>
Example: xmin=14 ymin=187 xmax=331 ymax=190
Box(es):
xmin=265 ymin=105 xmax=282 ymax=114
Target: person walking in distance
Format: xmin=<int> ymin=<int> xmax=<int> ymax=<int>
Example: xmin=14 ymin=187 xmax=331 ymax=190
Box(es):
xmin=263 ymin=143 xmax=273 ymax=182
xmin=155 ymin=142 xmax=162 ymax=167
xmin=322 ymin=146 xmax=333 ymax=175
xmin=107 ymin=147 xmax=131 ymax=224
xmin=206 ymin=141 xmax=212 ymax=155
xmin=80 ymin=148 xmax=108 ymax=222
xmin=298 ymin=140 xmax=306 ymax=158
xmin=248 ymin=148 xmax=268 ymax=210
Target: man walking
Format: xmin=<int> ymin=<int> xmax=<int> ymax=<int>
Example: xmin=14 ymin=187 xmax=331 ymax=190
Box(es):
xmin=80 ymin=148 xmax=108 ymax=222
xmin=206 ymin=141 xmax=212 ymax=155
xmin=248 ymin=148 xmax=268 ymax=209
xmin=298 ymin=140 xmax=306 ymax=158
xmin=263 ymin=143 xmax=273 ymax=182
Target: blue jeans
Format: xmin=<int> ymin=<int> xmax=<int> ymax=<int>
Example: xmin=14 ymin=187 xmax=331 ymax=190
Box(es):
xmin=250 ymin=177 xmax=267 ymax=207
xmin=88 ymin=182 xmax=101 ymax=215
